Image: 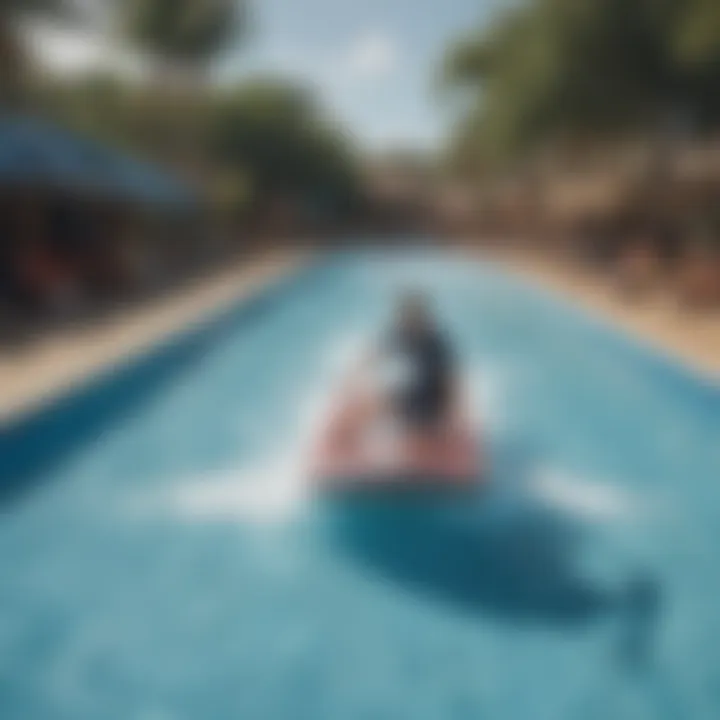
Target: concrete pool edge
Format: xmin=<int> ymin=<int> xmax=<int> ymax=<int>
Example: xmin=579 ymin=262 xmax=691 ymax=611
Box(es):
xmin=494 ymin=258 xmax=720 ymax=398
xmin=0 ymin=259 xmax=324 ymax=498
xmin=500 ymin=255 xmax=720 ymax=388
xmin=0 ymin=255 xmax=311 ymax=423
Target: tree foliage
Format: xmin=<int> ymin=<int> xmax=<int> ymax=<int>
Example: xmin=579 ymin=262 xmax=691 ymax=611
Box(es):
xmin=119 ymin=0 xmax=247 ymax=70
xmin=1 ymin=0 xmax=80 ymax=104
xmin=443 ymin=0 xmax=720 ymax=173
xmin=42 ymin=74 xmax=360 ymax=220
xmin=208 ymin=79 xmax=359 ymax=214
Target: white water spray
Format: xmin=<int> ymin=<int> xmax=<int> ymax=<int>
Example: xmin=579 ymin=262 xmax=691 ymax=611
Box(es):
xmin=531 ymin=466 xmax=639 ymax=522
xmin=158 ymin=331 xmax=374 ymax=525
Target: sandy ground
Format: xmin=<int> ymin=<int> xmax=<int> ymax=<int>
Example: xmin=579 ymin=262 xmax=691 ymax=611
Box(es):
xmin=504 ymin=251 xmax=720 ymax=382
xmin=0 ymin=253 xmax=304 ymax=423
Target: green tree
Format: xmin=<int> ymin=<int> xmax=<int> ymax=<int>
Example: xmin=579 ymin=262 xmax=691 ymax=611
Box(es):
xmin=209 ymin=79 xmax=359 ymax=220
xmin=670 ymin=0 xmax=720 ymax=128
xmin=1 ymin=0 xmax=78 ymax=104
xmin=116 ymin=1 xmax=250 ymax=180
xmin=120 ymin=0 xmax=247 ymax=74
xmin=442 ymin=0 xmax=720 ymax=174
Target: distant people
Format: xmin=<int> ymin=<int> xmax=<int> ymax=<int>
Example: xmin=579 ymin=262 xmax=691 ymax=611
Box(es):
xmin=616 ymin=239 xmax=657 ymax=300
xmin=17 ymin=241 xmax=80 ymax=316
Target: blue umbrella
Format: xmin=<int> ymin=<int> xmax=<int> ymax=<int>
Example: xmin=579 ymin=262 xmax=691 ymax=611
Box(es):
xmin=0 ymin=115 xmax=197 ymax=207
xmin=111 ymin=153 xmax=198 ymax=207
xmin=0 ymin=116 xmax=100 ymax=189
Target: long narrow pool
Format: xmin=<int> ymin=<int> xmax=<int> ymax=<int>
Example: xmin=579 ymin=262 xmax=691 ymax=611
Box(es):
xmin=1 ymin=251 xmax=719 ymax=720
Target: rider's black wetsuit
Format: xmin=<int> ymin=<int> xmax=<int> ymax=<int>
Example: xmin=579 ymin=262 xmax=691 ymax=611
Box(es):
xmin=385 ymin=328 xmax=455 ymax=429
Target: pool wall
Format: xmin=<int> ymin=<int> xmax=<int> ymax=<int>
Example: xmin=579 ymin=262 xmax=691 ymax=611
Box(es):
xmin=0 ymin=263 xmax=326 ymax=501
xmin=517 ymin=273 xmax=720 ymax=414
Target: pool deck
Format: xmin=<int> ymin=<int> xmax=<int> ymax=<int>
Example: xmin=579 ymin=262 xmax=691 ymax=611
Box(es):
xmin=503 ymin=250 xmax=720 ymax=382
xmin=0 ymin=252 xmax=305 ymax=423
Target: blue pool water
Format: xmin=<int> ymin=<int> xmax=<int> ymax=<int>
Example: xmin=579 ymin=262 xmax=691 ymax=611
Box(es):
xmin=1 ymin=251 xmax=719 ymax=719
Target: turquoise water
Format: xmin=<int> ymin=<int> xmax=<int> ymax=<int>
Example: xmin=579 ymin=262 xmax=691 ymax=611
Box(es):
xmin=1 ymin=251 xmax=719 ymax=719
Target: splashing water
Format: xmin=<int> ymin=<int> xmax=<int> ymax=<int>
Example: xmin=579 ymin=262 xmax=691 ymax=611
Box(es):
xmin=531 ymin=466 xmax=639 ymax=522
xmin=158 ymin=332 xmax=375 ymax=524
xmin=140 ymin=334 xmax=641 ymax=531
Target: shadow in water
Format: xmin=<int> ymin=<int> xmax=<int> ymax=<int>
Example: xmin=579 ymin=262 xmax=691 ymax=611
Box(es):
xmin=616 ymin=572 xmax=663 ymax=673
xmin=321 ymin=490 xmax=609 ymax=624
xmin=317 ymin=436 xmax=663 ymax=634
xmin=0 ymin=330 xmax=213 ymax=504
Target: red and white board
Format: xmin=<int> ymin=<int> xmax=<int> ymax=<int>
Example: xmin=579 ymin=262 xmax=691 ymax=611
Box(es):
xmin=309 ymin=387 xmax=480 ymax=492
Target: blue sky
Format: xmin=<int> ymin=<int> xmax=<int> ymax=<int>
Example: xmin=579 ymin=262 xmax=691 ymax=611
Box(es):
xmin=25 ymin=0 xmax=501 ymax=151
xmin=227 ymin=0 xmax=500 ymax=150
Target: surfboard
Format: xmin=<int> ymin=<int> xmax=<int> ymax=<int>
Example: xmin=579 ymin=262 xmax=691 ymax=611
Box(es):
xmin=309 ymin=388 xmax=480 ymax=493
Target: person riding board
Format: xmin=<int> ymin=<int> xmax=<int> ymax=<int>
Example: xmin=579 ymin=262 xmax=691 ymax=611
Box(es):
xmin=315 ymin=290 xmax=475 ymax=482
xmin=379 ymin=291 xmax=458 ymax=434
xmin=332 ymin=292 xmax=461 ymax=456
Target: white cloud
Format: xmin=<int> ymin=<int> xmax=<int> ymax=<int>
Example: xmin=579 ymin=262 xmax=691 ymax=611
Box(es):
xmin=20 ymin=20 xmax=146 ymax=80
xmin=218 ymin=31 xmax=413 ymax=150
xmin=221 ymin=30 xmax=400 ymax=89
xmin=346 ymin=32 xmax=398 ymax=79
